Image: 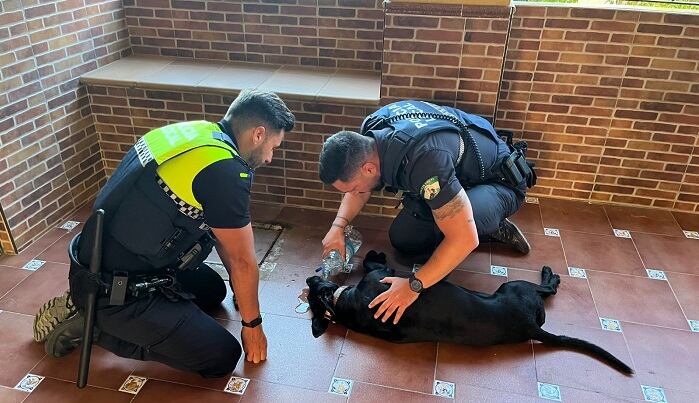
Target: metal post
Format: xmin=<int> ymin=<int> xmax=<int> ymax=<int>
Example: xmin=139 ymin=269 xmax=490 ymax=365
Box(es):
xmin=77 ymin=209 xmax=104 ymax=389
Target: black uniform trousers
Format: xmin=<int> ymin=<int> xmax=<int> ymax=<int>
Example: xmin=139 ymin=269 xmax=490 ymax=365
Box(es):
xmin=389 ymin=180 xmax=525 ymax=259
xmin=91 ymin=264 xmax=240 ymax=378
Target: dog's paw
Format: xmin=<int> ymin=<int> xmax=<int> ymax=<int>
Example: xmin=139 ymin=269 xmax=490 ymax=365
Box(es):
xmin=551 ymin=273 xmax=561 ymax=287
xmin=365 ymin=250 xmax=387 ymax=264
xmin=541 ymin=266 xmax=561 ymax=290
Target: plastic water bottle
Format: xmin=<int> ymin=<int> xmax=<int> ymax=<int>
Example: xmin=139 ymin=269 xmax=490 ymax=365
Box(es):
xmin=320 ymin=226 xmax=363 ymax=280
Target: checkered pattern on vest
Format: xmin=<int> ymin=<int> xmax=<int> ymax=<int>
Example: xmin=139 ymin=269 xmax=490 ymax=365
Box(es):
xmin=135 ymin=137 xmax=154 ymax=167
xmin=156 ymin=177 xmax=203 ymax=220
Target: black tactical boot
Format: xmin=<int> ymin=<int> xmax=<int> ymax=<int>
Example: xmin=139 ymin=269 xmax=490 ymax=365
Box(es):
xmin=489 ymin=218 xmax=531 ymax=254
xmin=44 ymin=311 xmax=85 ymax=357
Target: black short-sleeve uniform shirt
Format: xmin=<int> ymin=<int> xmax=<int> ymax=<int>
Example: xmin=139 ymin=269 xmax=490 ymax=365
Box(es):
xmin=191 ymin=120 xmax=253 ymax=229
xmin=401 ymin=130 xmax=464 ymax=210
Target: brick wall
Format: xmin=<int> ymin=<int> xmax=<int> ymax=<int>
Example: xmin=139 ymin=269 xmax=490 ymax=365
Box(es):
xmin=497 ymin=5 xmax=699 ymax=211
xmin=4 ymin=2 xmax=699 ymax=253
xmin=382 ymin=3 xmax=510 ymax=119
xmin=0 ymin=0 xmax=130 ymax=253
xmin=124 ymin=0 xmax=384 ymax=71
xmin=88 ymin=85 xmax=399 ymax=215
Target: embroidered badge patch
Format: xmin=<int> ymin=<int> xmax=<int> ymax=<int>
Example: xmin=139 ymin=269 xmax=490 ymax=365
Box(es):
xmin=420 ymin=176 xmax=441 ymax=200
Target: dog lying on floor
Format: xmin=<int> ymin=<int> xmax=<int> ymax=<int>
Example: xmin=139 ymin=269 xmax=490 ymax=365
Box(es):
xmin=306 ymin=250 xmax=633 ymax=375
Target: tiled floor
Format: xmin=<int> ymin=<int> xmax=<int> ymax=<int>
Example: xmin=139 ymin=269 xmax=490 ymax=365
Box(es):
xmin=0 ymin=198 xmax=698 ymax=402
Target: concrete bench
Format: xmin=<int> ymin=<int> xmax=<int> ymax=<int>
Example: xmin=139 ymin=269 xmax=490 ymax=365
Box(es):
xmin=80 ymin=55 xmax=381 ymax=106
xmin=80 ymin=56 xmax=396 ymax=216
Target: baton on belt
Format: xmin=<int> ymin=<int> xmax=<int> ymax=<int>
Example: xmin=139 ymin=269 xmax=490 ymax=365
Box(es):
xmin=77 ymin=209 xmax=104 ymax=389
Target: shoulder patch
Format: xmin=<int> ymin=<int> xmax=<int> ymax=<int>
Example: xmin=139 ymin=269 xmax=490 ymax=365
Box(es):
xmin=420 ymin=176 xmax=441 ymax=200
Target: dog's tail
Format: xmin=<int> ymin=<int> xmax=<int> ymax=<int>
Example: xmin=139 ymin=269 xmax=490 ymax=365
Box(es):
xmin=530 ymin=327 xmax=633 ymax=376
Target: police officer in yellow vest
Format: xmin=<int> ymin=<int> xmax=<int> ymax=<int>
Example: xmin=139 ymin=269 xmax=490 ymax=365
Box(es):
xmin=36 ymin=89 xmax=294 ymax=377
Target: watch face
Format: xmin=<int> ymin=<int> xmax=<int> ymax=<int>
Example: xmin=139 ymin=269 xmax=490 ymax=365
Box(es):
xmin=410 ymin=278 xmax=422 ymax=292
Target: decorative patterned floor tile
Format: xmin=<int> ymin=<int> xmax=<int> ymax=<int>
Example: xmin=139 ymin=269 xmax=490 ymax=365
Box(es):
xmin=14 ymin=374 xmax=44 ymax=392
xmin=525 ymin=197 xmax=539 ymax=204
xmin=58 ymin=221 xmax=80 ymax=230
xmin=538 ymin=382 xmax=561 ymax=401
xmin=645 ymin=269 xmax=667 ymax=281
xmin=118 ymin=375 xmax=147 ymax=395
xmin=224 ymin=376 xmax=250 ymax=395
xmin=641 ymin=385 xmax=667 ymax=402
xmin=600 ymin=317 xmax=623 ymax=332
xmin=490 ymin=265 xmax=508 ymax=277
xmin=683 ymin=230 xmax=699 ymax=240
xmin=260 ymin=261 xmax=277 ymax=276
xmin=568 ymin=267 xmax=587 ymax=278
xmin=613 ymin=229 xmax=631 ymax=238
xmin=329 ymin=377 xmax=353 ymax=396
xmin=433 ymin=380 xmax=455 ymax=399
xmin=22 ymin=260 xmax=46 ymax=271
xmin=544 ymin=228 xmax=560 ymax=237
xmin=688 ymin=319 xmax=699 ymax=332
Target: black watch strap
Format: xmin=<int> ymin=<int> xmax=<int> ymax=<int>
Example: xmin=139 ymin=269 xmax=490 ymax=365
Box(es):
xmin=241 ymin=315 xmax=263 ymax=328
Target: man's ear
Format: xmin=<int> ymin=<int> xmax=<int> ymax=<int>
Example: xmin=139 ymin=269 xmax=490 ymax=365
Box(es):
xmin=362 ymin=161 xmax=377 ymax=176
xmin=252 ymin=126 xmax=266 ymax=145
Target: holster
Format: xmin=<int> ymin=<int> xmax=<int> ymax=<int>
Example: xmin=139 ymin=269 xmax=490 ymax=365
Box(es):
xmin=497 ymin=130 xmax=537 ymax=189
xmin=68 ymin=234 xmax=109 ymax=312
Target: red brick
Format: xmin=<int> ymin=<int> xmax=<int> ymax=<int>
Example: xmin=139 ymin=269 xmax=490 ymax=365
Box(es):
xmin=590 ymin=20 xmax=635 ymax=32
xmin=544 ymin=19 xmax=589 ymax=29
xmin=413 ymin=54 xmax=459 ymax=66
xmin=393 ymin=15 xmax=439 ymax=28
xmin=391 ymin=41 xmax=437 ymax=52
xmin=416 ymin=29 xmax=461 ymax=42
xmin=614 ymin=109 xmax=658 ymax=121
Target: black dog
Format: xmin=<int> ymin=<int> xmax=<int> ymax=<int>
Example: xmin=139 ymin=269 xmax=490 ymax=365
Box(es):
xmin=306 ymin=250 xmax=633 ymax=375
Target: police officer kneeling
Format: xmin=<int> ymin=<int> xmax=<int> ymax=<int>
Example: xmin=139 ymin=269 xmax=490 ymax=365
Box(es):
xmin=319 ymin=100 xmax=536 ymax=324
xmin=35 ymin=89 xmax=295 ymax=377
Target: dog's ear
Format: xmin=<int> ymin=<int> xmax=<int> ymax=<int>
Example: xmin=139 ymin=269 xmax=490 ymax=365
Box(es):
xmin=309 ymin=286 xmax=335 ymax=338
xmin=311 ymin=317 xmax=330 ymax=338
xmin=319 ymin=288 xmax=335 ymax=317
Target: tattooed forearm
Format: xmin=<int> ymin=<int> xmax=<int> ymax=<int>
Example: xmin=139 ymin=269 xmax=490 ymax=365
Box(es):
xmin=433 ymin=191 xmax=468 ymax=221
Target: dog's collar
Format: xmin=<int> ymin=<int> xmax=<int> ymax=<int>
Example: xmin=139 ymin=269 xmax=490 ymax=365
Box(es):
xmin=333 ymin=285 xmax=349 ymax=305
xmin=324 ymin=286 xmax=349 ymax=321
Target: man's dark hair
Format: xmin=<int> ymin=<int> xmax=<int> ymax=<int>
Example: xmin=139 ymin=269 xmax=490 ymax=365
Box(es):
xmin=224 ymin=89 xmax=295 ymax=135
xmin=319 ymin=130 xmax=375 ymax=184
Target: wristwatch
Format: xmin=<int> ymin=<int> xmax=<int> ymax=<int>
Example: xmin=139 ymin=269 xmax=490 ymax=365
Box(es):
xmin=241 ymin=315 xmax=263 ymax=328
xmin=408 ymin=275 xmax=424 ymax=293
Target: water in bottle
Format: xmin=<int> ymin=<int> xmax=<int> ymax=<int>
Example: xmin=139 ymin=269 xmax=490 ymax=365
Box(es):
xmin=319 ymin=225 xmax=363 ymax=280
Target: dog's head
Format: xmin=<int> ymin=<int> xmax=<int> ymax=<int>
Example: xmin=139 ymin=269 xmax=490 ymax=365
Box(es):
xmin=305 ymin=275 xmax=340 ymax=338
